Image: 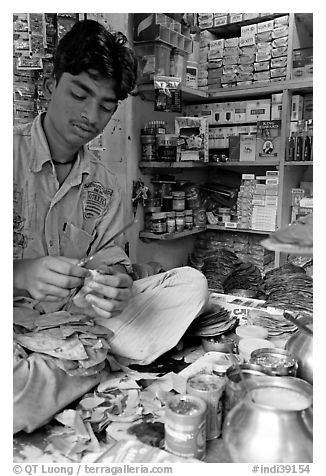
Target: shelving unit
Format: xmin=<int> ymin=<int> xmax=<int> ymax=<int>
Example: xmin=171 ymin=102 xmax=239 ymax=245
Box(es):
xmin=139 ymin=227 xmax=206 ymax=240
xmin=135 ymin=13 xmax=313 ymax=270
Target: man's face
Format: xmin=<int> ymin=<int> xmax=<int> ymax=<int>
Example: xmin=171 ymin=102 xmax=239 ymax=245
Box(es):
xmin=45 ymin=70 xmax=118 ymax=149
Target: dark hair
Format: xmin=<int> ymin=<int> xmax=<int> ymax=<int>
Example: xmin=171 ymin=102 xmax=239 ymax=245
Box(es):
xmin=53 ymin=19 xmax=137 ymax=100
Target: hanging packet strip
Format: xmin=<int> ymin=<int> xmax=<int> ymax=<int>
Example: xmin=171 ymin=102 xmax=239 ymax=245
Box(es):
xmin=154 ymin=75 xmax=182 ymax=113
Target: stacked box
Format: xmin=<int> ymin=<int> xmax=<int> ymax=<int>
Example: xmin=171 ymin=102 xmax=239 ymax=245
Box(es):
xmin=271 ymin=93 xmax=283 ymax=120
xmin=236 ymin=175 xmax=256 ymax=229
xmin=175 ymin=116 xmax=209 ymax=162
xmin=256 ymin=120 xmax=281 ymax=159
xmin=251 ymin=176 xmax=278 ymax=231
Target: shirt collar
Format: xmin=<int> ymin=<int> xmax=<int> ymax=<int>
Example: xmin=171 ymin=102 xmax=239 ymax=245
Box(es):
xmin=30 ymin=113 xmax=91 ymax=177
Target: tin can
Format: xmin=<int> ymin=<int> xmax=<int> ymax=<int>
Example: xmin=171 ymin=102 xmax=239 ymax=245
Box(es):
xmin=157 ymin=134 xmax=178 ymax=161
xmin=193 ymin=208 xmax=206 ymax=228
xmin=164 ymin=394 xmax=207 ymax=459
xmin=172 ymin=191 xmax=186 ymax=211
xmin=186 ymin=373 xmax=225 ymax=440
xmin=151 ymin=212 xmax=167 ymax=234
xmin=141 ymin=135 xmax=156 ymax=161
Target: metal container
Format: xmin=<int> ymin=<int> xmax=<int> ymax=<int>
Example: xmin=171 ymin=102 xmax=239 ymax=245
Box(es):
xmin=250 ymin=347 xmax=298 ymax=377
xmin=223 ymin=376 xmax=313 ymax=463
xmin=285 ymin=322 xmax=313 ymax=384
xmin=225 ymin=363 xmax=272 ymax=414
xmin=186 ymin=373 xmax=225 ymax=440
xmin=164 ymin=394 xmax=206 ymax=460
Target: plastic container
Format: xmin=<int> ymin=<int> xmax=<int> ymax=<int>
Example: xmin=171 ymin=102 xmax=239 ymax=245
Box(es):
xmin=170 ymin=49 xmax=187 ymax=84
xmin=236 ymin=325 xmax=269 ymax=341
xmin=134 ymin=42 xmax=172 ymax=83
xmin=238 ymin=338 xmax=275 ymax=363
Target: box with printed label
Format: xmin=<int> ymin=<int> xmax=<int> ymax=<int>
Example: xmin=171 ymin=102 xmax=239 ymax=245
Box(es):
xmin=222 ymin=102 xmax=235 ymax=123
xmin=225 ymin=37 xmax=239 ymax=48
xmin=175 ymin=116 xmax=209 ymax=162
xmin=274 ymin=15 xmax=289 ymax=27
xmin=240 ymin=135 xmax=256 ymax=162
xmin=256 ymin=120 xmax=282 ymax=159
xmin=254 ymin=70 xmax=271 ymax=81
xmin=246 ymin=99 xmax=271 ymax=122
xmin=213 ymin=15 xmax=229 ymax=27
xmin=208 ymin=48 xmax=224 ymax=60
xmin=233 ymin=101 xmax=248 ymax=123
xmin=239 ymin=35 xmax=256 ymax=47
xmin=211 ymin=103 xmax=224 ymax=125
xmin=230 ymin=13 xmax=243 ymax=23
xmin=257 ymin=20 xmax=274 ymax=33
xmin=271 ymin=67 xmax=286 ymax=78
xmin=291 ymin=95 xmax=304 ymax=121
xmin=241 ymin=24 xmax=258 ymax=37
xmin=210 ymin=39 xmax=225 ymax=50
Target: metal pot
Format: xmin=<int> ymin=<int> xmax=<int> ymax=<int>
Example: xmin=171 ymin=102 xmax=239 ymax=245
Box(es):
xmin=285 ymin=323 xmax=313 ymax=384
xmin=223 ymin=376 xmax=313 ymax=463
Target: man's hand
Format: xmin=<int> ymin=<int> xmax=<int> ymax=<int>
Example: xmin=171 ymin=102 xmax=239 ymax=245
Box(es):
xmin=83 ymin=265 xmax=133 ymax=319
xmin=13 ymin=256 xmax=89 ymax=301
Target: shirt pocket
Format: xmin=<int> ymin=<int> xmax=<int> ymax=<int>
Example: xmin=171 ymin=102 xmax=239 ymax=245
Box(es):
xmin=60 ymin=222 xmax=96 ymax=259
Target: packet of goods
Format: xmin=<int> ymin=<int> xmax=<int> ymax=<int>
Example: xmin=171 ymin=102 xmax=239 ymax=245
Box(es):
xmin=272 ymin=25 xmax=289 ymax=39
xmin=256 ymin=51 xmax=272 ymax=62
xmin=254 ymin=60 xmax=270 ymax=71
xmin=239 ymin=35 xmax=256 ymax=48
xmin=223 ymin=56 xmax=240 ymax=66
xmin=208 ymin=59 xmax=223 ymax=69
xmin=274 ymin=15 xmax=289 ymax=27
xmin=238 ymin=63 xmax=254 ymax=72
xmin=224 ymin=46 xmax=241 ymax=57
xmin=256 ymin=41 xmax=272 ymax=52
xmin=272 ymin=46 xmax=288 ymax=58
xmin=222 ymin=73 xmax=237 ymax=84
xmin=256 ymin=30 xmax=273 ymax=42
xmin=270 ymin=67 xmax=287 ymax=78
xmin=271 ymin=56 xmax=287 ymax=68
xmin=208 ymin=48 xmax=224 ymax=60
xmin=225 ymin=36 xmax=239 ymax=47
xmin=272 ymin=37 xmax=288 ymax=48
xmin=223 ymin=64 xmax=238 ymax=74
xmin=237 ymin=72 xmax=254 ymax=82
xmin=237 ymin=80 xmax=253 ymax=87
xmin=239 ymin=54 xmax=255 ymax=65
xmin=254 ymin=71 xmax=271 ymax=81
xmin=240 ymin=45 xmax=258 ymax=55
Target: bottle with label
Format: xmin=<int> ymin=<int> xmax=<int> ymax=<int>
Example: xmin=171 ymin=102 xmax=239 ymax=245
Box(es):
xmin=303 ymin=121 xmax=311 ymax=162
xmin=295 ymin=121 xmax=304 ymax=161
xmin=286 ymin=132 xmax=296 ymax=161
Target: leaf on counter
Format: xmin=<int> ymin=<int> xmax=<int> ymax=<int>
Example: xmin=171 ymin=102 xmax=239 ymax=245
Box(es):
xmin=14 ymin=332 xmax=88 ymax=360
xmin=79 ymin=346 xmax=108 ymax=369
xmin=79 ymin=396 xmax=106 ymax=410
xmin=13 ymin=307 xmax=43 ymax=330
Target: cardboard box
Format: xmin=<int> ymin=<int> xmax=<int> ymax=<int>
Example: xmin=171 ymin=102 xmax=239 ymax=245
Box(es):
xmin=225 ymin=37 xmax=239 ymax=47
xmin=247 ymin=99 xmax=271 ymax=122
xmin=291 ymin=188 xmax=305 ymax=206
xmin=210 ymin=38 xmax=225 ymax=50
xmin=175 ymin=116 xmax=209 ymax=162
xmin=223 ymin=102 xmax=235 ymax=123
xmin=241 ymin=24 xmax=258 ymax=37
xmin=240 ymin=135 xmax=257 ymax=161
xmin=257 ymin=20 xmax=274 ymax=33
xmin=230 ymin=13 xmax=243 ymax=23
xmin=291 ymin=95 xmax=304 ymax=121
xmin=234 ymin=101 xmax=248 ymax=123
xmin=256 ymin=120 xmax=282 ymax=159
xmin=239 ymin=35 xmax=256 ymax=47
xmin=213 ymin=15 xmax=229 ymax=27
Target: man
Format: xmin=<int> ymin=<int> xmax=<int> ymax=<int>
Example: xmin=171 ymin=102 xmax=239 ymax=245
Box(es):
xmin=13 ymin=20 xmax=208 ymax=433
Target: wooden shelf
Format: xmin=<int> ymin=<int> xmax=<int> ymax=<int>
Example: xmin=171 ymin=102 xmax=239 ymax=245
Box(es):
xmin=136 ymin=80 xmax=312 ymax=104
xmin=205 ymin=14 xmax=284 ymax=37
xmin=206 ymin=80 xmax=313 ymax=101
xmin=207 ymin=224 xmax=271 ymax=235
xmin=139 ymin=227 xmax=206 ymax=240
xmin=284 ymin=161 xmax=313 ymax=166
xmin=139 ymin=160 xmax=280 ymax=169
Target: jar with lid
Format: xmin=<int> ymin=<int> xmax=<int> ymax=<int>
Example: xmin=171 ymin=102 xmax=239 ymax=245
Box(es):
xmin=151 ymin=212 xmax=167 ymax=234
xmin=185 ymin=209 xmax=193 ymax=229
xmin=172 ymin=191 xmax=186 ymax=211
xmin=162 ymin=195 xmax=173 ymax=212
xmin=175 ymin=211 xmax=185 ymax=232
xmin=166 ymin=212 xmax=176 ymax=233
xmin=157 ymin=134 xmax=178 ymax=161
xmin=141 ymin=134 xmax=156 ymax=161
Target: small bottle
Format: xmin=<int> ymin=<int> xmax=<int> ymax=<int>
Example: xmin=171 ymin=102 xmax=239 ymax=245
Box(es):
xmin=303 ymin=121 xmax=312 ymax=162
xmin=286 ymin=132 xmax=296 ymax=162
xmin=295 ymin=121 xmax=304 ymax=161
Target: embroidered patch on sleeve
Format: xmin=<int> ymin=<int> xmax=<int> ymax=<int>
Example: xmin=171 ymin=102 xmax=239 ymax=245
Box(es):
xmin=82 ymin=181 xmax=114 ymax=219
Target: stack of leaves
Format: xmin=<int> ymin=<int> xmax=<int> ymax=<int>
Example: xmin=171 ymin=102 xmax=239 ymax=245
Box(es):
xmin=245 ymin=309 xmax=298 ymax=338
xmin=222 ymin=262 xmax=264 ymax=295
xmin=185 ymin=303 xmax=237 ymax=337
xmin=202 ymin=248 xmax=240 ymax=291
xmin=263 ymin=267 xmax=313 ymax=315
xmin=13 ymin=307 xmax=113 ymax=376
xmin=269 ymin=213 xmax=313 ymax=247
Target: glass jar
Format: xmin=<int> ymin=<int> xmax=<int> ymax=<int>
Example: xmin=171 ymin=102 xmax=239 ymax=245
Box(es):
xmin=172 ymin=191 xmax=186 ymax=211
xmin=175 ymin=210 xmax=185 ymax=232
xmin=151 ymin=212 xmax=167 ymax=234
